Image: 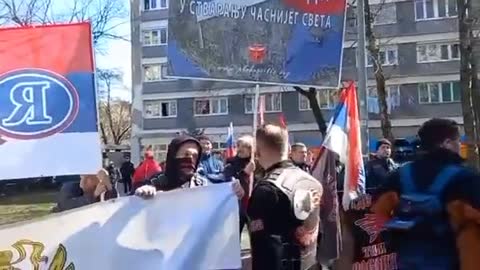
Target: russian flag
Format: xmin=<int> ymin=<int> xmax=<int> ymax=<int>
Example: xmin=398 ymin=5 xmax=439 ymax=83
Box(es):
xmin=322 ymin=82 xmax=366 ymax=210
xmin=225 ymin=122 xmax=235 ymax=159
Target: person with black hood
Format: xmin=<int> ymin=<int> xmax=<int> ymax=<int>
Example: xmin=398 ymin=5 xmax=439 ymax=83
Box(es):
xmin=135 ymin=135 xmax=245 ymax=198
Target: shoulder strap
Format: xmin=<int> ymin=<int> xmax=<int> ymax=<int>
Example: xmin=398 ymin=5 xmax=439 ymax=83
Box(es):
xmin=399 ymin=162 xmax=416 ymax=193
xmin=428 ymin=165 xmax=463 ymax=194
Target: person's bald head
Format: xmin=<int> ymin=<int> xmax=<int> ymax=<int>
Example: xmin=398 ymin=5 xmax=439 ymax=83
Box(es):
xmin=255 ymin=124 xmax=289 ymax=168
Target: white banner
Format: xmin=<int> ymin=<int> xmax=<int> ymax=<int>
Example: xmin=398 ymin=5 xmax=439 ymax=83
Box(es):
xmin=0 ymin=184 xmax=241 ymax=270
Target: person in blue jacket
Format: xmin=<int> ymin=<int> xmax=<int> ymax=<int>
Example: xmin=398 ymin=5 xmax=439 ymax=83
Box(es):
xmin=197 ymin=135 xmax=225 ymax=183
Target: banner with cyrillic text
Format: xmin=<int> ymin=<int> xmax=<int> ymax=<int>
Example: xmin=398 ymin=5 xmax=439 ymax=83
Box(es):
xmin=167 ymin=0 xmax=347 ymax=88
xmin=0 ymin=184 xmax=241 ymax=270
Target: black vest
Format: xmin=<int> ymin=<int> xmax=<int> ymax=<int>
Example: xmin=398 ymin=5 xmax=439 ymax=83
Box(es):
xmin=252 ymin=164 xmax=322 ymax=270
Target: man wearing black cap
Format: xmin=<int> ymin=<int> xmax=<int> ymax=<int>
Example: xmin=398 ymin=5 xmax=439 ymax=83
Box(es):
xmin=365 ymin=138 xmax=398 ymax=190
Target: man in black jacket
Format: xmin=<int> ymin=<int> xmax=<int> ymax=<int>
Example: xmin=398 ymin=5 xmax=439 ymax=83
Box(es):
xmin=120 ymin=155 xmax=135 ymax=194
xmin=248 ymin=125 xmax=322 ymax=270
xmin=366 ymin=138 xmax=398 ymax=190
xmin=290 ymin=142 xmax=311 ymax=173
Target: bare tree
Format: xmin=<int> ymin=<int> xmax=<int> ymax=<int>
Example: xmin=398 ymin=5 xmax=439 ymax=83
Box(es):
xmin=99 ymin=100 xmax=132 ymax=145
xmin=363 ymin=0 xmax=394 ymax=142
xmin=458 ymin=0 xmax=480 ymax=168
xmin=0 ymin=0 xmax=128 ymax=46
xmin=0 ymin=0 xmax=130 ymax=145
xmin=97 ymin=68 xmax=131 ymax=145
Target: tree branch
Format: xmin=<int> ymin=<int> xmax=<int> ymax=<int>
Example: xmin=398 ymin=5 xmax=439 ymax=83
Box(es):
xmin=294 ymin=86 xmax=328 ymax=136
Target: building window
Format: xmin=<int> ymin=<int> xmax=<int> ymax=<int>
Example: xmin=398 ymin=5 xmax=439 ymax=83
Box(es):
xmin=142 ymin=28 xmax=167 ymax=46
xmin=415 ymin=0 xmax=457 ymax=20
xmin=143 ymin=64 xmax=163 ymax=82
xmin=417 ymin=43 xmax=460 ymax=63
xmin=298 ymin=90 xmax=338 ymax=111
xmin=245 ymin=93 xmax=282 ymax=113
xmin=159 ymin=64 xmax=175 ymax=81
xmin=143 ymin=64 xmax=162 ymax=82
xmin=346 ymin=7 xmax=358 ymax=28
xmin=371 ymin=3 xmax=397 ymax=25
xmin=194 ymin=98 xmax=228 ymax=116
xmin=418 ymin=82 xmax=461 ymax=103
xmin=151 ymin=144 xmax=168 ymax=162
xmin=211 ymin=142 xmax=227 ymax=150
xmin=144 ymin=100 xmax=177 ymax=118
xmin=367 ymin=85 xmax=401 ymax=113
xmin=367 ymin=46 xmax=398 ymax=66
xmin=144 ymin=0 xmax=168 ymax=11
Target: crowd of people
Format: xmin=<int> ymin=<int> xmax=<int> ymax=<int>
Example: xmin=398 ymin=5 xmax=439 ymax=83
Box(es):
xmin=51 ymin=118 xmax=480 ymax=270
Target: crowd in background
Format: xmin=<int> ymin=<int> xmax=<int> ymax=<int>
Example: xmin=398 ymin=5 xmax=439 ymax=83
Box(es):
xmin=47 ymin=118 xmax=480 ymax=270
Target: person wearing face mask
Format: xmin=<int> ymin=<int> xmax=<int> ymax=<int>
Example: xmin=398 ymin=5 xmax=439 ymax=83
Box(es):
xmin=224 ymin=135 xmax=255 ymax=233
xmin=134 ymin=135 xmax=245 ymax=199
xmin=372 ymin=118 xmax=480 ymax=270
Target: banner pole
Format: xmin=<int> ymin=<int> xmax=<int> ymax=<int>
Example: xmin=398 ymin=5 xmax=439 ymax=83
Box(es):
xmin=246 ymin=83 xmax=261 ymax=200
xmin=252 ymin=84 xmax=260 ymax=135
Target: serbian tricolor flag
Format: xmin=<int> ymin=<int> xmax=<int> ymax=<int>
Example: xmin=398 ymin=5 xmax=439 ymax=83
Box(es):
xmin=312 ymin=82 xmax=366 ymax=263
xmin=0 ymin=23 xmax=101 ymax=180
xmin=225 ymin=122 xmax=235 ymax=159
xmin=321 ymin=82 xmax=366 ymax=209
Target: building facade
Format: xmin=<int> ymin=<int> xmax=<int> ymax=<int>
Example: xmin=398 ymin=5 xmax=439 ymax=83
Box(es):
xmin=130 ymin=0 xmax=464 ymax=163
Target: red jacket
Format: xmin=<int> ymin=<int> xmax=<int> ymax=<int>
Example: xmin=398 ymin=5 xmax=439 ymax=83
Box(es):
xmin=133 ymin=152 xmax=162 ymax=185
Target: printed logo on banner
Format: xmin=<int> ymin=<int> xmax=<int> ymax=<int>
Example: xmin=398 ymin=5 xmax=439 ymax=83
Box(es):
xmin=354 ymin=213 xmax=388 ymax=244
xmin=0 ymin=239 xmax=75 ymax=269
xmin=0 ymin=68 xmax=79 ymax=140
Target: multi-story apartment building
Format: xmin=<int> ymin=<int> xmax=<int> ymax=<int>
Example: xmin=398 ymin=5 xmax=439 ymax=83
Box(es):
xmin=130 ymin=0 xmax=464 ymax=163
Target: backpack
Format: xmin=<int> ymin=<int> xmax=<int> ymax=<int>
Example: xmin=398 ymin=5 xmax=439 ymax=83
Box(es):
xmin=384 ymin=163 xmax=462 ymax=233
xmin=384 ymin=163 xmax=463 ymax=269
